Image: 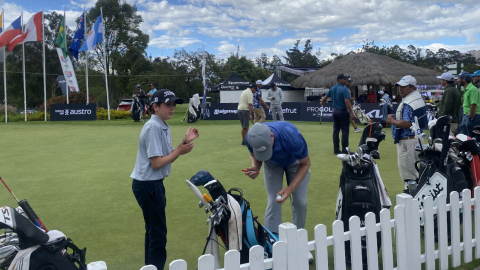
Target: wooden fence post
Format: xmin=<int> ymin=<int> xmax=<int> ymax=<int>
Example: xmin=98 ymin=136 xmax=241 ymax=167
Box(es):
xmin=332 ymin=220 xmax=346 ymax=270
xmin=475 ymin=187 xmax=480 ymax=259
xmin=394 ymin=205 xmax=407 ymax=270
xmin=462 ymin=189 xmax=473 ymax=263
xmin=380 ymin=209 xmax=393 ymax=270
xmin=436 ymin=193 xmax=449 ymax=270
xmin=224 ymin=250 xmax=240 ymax=270
xmin=297 ymin=229 xmax=309 ymax=270
xmin=450 ymin=191 xmax=461 ymax=267
xmin=198 ymin=254 xmax=214 ymax=270
xmin=396 ymin=194 xmax=421 ymax=270
xmin=272 ymin=241 xmax=287 ymax=270
xmin=169 ymin=260 xmax=186 ymax=270
xmin=314 ymin=224 xmax=329 ymax=270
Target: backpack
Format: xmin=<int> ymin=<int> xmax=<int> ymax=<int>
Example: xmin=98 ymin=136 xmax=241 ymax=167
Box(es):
xmin=335 ymin=162 xmax=382 ymax=267
xmin=28 ymin=238 xmax=87 ymax=270
xmin=227 ymin=188 xmax=278 ymax=264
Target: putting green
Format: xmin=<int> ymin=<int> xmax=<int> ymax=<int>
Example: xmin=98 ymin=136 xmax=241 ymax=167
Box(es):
xmin=0 ymin=104 xmax=478 ymax=270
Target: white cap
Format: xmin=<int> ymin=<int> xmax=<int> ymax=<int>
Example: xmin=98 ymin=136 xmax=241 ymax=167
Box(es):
xmin=436 ymin=72 xmax=454 ymax=81
xmin=378 ymin=90 xmax=385 ymax=95
xmin=256 ymin=80 xmax=263 ymax=85
xmin=395 ymin=75 xmax=417 ymax=86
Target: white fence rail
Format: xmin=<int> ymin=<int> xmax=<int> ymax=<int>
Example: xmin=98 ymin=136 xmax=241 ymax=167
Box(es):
xmin=164 ymin=187 xmax=480 ymax=270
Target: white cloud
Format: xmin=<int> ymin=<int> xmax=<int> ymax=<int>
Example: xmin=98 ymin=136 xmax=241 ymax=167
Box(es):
xmin=149 ymin=35 xmax=201 ymax=49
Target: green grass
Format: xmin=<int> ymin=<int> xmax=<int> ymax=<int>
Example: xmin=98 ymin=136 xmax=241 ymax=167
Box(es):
xmin=0 ymin=104 xmax=479 ymax=270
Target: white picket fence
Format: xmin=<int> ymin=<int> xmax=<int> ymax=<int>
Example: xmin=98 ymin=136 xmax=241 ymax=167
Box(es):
xmin=165 ymin=187 xmax=480 ymax=270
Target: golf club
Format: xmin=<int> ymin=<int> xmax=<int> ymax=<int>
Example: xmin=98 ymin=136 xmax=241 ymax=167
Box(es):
xmin=319 ymin=106 xmax=323 ymax=125
xmin=0 ymin=177 xmax=48 ymax=232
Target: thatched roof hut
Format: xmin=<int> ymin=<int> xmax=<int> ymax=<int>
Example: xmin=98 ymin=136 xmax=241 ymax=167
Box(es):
xmin=291 ymin=52 xmax=441 ymax=88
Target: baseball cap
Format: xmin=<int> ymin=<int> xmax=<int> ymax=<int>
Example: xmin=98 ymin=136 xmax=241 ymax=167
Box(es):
xmin=337 ymin=74 xmax=350 ymax=80
xmin=247 ymin=123 xmax=272 ymax=161
xmin=136 ymin=84 xmax=141 ymax=88
xmin=248 ymin=83 xmax=256 ymax=89
xmin=151 ymin=89 xmax=184 ymax=105
xmin=378 ymin=90 xmax=385 ymax=95
xmin=458 ymin=71 xmax=472 ymax=80
xmin=471 ymin=70 xmax=480 ymax=77
xmin=347 ymin=78 xmax=352 ymax=82
xmin=256 ymin=80 xmax=263 ymax=85
xmin=395 ymin=75 xmax=417 ymax=86
xmin=270 ymin=82 xmax=276 ymax=88
xmin=150 ymin=83 xmax=156 ymax=87
xmin=436 ymin=72 xmax=454 ymax=81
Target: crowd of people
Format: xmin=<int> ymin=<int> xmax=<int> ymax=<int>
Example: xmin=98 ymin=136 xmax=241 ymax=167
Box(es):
xmin=128 ymin=70 xmax=480 ymax=270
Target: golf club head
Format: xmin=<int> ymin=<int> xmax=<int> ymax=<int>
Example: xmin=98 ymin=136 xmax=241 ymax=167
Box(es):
xmin=433 ymin=138 xmax=442 ymax=145
xmin=345 ymin=147 xmax=350 ymax=154
xmin=371 ymin=150 xmax=380 ymax=159
xmin=336 ymin=154 xmax=350 ymax=161
xmin=203 ymin=179 xmax=228 ymax=203
xmin=190 ymin=170 xmax=216 ymax=186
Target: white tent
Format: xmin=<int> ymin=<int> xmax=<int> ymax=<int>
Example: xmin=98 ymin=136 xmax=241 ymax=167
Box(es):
xmin=220 ymin=89 xmax=305 ymax=103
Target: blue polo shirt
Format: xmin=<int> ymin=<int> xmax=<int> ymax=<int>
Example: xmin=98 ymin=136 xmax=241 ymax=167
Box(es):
xmin=391 ymin=104 xmax=417 ymax=139
xmin=245 ymin=122 xmax=308 ymax=167
xmin=326 ymin=83 xmax=350 ymax=110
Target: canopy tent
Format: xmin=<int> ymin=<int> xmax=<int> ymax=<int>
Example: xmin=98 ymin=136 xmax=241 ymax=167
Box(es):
xmin=209 ymin=72 xmax=250 ymax=93
xmin=261 ymin=73 xmax=298 ymax=90
xmin=291 ymin=52 xmax=441 ymax=88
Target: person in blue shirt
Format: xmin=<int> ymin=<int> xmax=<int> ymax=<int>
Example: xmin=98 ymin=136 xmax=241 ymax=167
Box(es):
xmin=320 ymin=74 xmax=355 ymax=154
xmin=146 ymin=83 xmax=157 ymax=118
xmin=243 ymin=122 xmax=311 ymax=236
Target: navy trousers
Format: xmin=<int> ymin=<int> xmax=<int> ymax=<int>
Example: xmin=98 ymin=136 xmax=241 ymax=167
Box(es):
xmin=333 ymin=110 xmax=350 ymax=153
xmin=132 ymin=179 xmax=167 ymax=270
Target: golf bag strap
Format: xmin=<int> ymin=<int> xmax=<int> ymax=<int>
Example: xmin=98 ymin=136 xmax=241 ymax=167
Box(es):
xmin=65 ymin=238 xmax=87 ymax=269
xmin=245 ymin=209 xmax=259 ymax=248
xmin=415 ymin=161 xmax=421 ymax=173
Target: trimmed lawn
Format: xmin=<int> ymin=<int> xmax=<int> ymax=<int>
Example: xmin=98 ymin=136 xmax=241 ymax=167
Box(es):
xmin=0 ymin=104 xmax=478 ymax=270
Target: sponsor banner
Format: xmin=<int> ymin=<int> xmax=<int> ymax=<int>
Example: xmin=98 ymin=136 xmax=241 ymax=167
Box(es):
xmin=56 ymin=48 xmax=80 ymax=93
xmin=300 ymin=103 xmax=399 ymax=122
xmin=265 ymin=102 xmax=300 ymax=121
xmin=50 ymin=104 xmax=96 ymax=121
xmin=208 ymin=102 xmax=400 ymax=122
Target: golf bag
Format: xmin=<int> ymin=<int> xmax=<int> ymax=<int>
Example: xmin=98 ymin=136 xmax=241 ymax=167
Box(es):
xmin=410 ymin=115 xmax=469 ymax=240
xmin=187 ymin=171 xmax=277 ymax=266
xmin=130 ymin=94 xmax=143 ymax=122
xmin=0 ymin=207 xmax=86 ymax=270
xmin=187 ymin=94 xmax=201 ymax=123
xmin=352 ymin=102 xmax=371 ymax=125
xmin=335 ymin=124 xmax=390 ymax=268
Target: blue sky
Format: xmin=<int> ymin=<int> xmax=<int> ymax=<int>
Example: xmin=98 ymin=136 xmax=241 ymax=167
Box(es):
xmin=5 ymin=0 xmax=480 ymax=62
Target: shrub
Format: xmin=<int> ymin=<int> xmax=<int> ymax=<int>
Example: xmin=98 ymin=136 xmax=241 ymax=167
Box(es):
xmin=0 ymin=104 xmax=19 ymax=116
xmin=28 ymin=111 xmax=50 ymax=121
xmin=96 ymin=108 xmax=131 ymax=120
xmin=45 ymin=92 xmax=96 ymax=110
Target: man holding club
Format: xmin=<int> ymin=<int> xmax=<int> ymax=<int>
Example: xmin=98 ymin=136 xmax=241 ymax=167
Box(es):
xmin=386 ymin=75 xmax=427 ymax=190
xmin=130 ymin=89 xmax=199 ymax=270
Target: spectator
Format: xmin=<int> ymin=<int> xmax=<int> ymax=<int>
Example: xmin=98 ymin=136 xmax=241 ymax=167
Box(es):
xmin=320 ymin=74 xmax=355 ymax=154
xmin=472 ymin=70 xmax=480 ymax=88
xmin=437 ymin=73 xmax=461 ymax=135
xmin=386 ymin=75 xmax=427 ymax=191
xmin=253 ymin=80 xmax=270 ymax=123
xmin=357 ymin=91 xmax=367 ymax=103
xmin=237 ymin=84 xmax=255 ymax=145
xmin=267 ymin=83 xmax=284 ymax=121
xmin=457 ymin=72 xmax=480 ymax=137
xmin=146 ymin=83 xmax=157 ymax=118
xmin=367 ymin=89 xmax=376 ymax=103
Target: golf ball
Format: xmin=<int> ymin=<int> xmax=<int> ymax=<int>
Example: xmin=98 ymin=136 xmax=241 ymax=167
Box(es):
xmin=276 ymin=195 xmax=282 ymax=200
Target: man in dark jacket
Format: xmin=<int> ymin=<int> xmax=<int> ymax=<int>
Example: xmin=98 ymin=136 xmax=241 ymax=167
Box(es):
xmin=437 ymin=73 xmax=461 ymax=134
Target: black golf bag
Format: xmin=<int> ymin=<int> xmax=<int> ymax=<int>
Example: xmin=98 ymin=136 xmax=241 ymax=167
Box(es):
xmin=0 ymin=207 xmax=86 ymax=270
xmin=411 ymin=115 xmax=469 ymax=240
xmin=188 ymin=105 xmax=201 ymax=123
xmin=130 ymin=95 xmax=143 ymax=122
xmin=336 ymin=124 xmax=387 ymax=268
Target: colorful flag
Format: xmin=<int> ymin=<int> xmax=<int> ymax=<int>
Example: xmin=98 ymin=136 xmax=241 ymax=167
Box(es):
xmin=0 ymin=13 xmax=3 ymax=33
xmin=68 ymin=13 xmax=84 ymax=60
xmin=0 ymin=16 xmax=21 ymax=48
xmin=79 ymin=15 xmax=102 ymax=52
xmin=8 ymin=11 xmax=43 ymax=52
xmin=56 ymin=16 xmax=67 ymax=58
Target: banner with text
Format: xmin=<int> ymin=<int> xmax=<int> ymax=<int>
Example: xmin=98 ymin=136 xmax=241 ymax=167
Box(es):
xmin=56 ymin=48 xmax=80 ymax=92
xmin=50 ymin=104 xmax=96 ymax=121
xmin=208 ymin=102 xmax=399 ymax=122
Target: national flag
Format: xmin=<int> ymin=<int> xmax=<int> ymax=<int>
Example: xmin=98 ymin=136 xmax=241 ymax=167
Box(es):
xmin=56 ymin=16 xmax=67 ymax=58
xmin=0 ymin=13 xmax=3 ymax=33
xmin=79 ymin=15 xmax=102 ymax=52
xmin=0 ymin=16 xmax=21 ymax=48
xmin=8 ymin=11 xmax=43 ymax=52
xmin=68 ymin=13 xmax=84 ymax=60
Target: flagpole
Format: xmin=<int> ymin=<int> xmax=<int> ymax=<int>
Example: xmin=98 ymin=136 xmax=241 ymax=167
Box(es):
xmin=3 ymin=9 xmax=6 ymax=123
xmin=84 ymin=7 xmax=89 ymax=105
xmin=101 ymin=7 xmax=110 ymax=120
xmin=22 ymin=12 xmax=27 ymax=121
xmin=42 ymin=9 xmax=46 ymax=121
xmin=64 ymin=7 xmax=69 ymax=104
